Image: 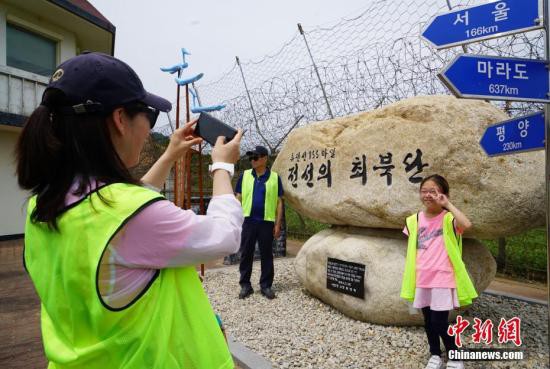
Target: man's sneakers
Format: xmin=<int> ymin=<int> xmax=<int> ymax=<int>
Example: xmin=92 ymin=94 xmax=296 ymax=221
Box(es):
xmin=260 ymin=287 xmax=276 ymax=299
xmin=238 ymin=286 xmax=254 ymax=299
xmin=446 ymin=360 xmax=464 ymax=369
xmin=424 ymin=355 xmax=443 ymax=369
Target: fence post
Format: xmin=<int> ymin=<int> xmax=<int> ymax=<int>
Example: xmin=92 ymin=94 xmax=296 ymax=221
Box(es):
xmin=191 ymin=82 xmax=205 ymax=216
xmin=297 ymin=23 xmax=334 ymax=119
xmin=235 ymin=56 xmax=273 ymax=151
xmin=504 ymin=101 xmax=512 ymax=116
xmin=165 ymin=112 xmax=175 ymax=133
xmin=497 ymin=237 xmax=507 ymax=272
xmin=191 ymin=81 xmax=203 ymax=106
xmin=273 ymin=115 xmax=304 ymax=152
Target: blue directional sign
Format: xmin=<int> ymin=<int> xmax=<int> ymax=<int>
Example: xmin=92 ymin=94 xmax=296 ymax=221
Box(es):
xmin=422 ymin=0 xmax=542 ymax=49
xmin=439 ymin=54 xmax=550 ymax=103
xmin=480 ymin=112 xmax=545 ymax=156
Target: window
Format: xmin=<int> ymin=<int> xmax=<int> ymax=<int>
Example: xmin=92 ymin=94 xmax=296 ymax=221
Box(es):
xmin=7 ymin=23 xmax=56 ymax=77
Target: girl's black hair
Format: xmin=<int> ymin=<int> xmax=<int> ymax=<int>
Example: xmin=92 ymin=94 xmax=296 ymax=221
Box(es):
xmin=420 ymin=174 xmax=450 ymax=195
xmin=15 ymin=88 xmax=142 ymax=230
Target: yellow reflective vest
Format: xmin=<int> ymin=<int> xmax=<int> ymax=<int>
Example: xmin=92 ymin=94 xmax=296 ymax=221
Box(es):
xmin=24 ymin=183 xmax=233 ymax=369
xmin=400 ymin=212 xmax=478 ymax=307
xmin=241 ymin=169 xmax=279 ymax=222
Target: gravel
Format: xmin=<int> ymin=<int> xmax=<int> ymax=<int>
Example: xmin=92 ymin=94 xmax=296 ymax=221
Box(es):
xmin=204 ymin=258 xmax=548 ymax=369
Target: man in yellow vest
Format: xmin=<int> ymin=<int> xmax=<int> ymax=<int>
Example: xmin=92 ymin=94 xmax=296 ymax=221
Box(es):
xmin=235 ymin=145 xmax=284 ymax=299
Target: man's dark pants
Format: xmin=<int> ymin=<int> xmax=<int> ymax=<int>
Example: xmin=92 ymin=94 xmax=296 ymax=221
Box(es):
xmin=239 ymin=220 xmax=274 ymax=290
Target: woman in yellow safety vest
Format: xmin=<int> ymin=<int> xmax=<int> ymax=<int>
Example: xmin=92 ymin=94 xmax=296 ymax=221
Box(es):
xmin=16 ymin=52 xmax=243 ymax=369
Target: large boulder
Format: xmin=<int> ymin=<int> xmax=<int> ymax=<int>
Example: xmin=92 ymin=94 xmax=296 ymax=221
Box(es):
xmin=294 ymin=227 xmax=496 ymax=326
xmin=273 ymin=95 xmax=544 ymax=239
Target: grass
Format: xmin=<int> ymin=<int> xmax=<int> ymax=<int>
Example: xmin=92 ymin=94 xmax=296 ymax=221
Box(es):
xmin=285 ymin=205 xmax=330 ymax=240
xmin=482 ymin=228 xmax=547 ymax=282
xmin=285 ymin=205 xmax=547 ymax=282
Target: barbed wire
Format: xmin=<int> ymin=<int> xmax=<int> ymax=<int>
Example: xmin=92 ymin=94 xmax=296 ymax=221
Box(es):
xmin=136 ymin=1 xmax=546 ymax=278
xmin=149 ymin=0 xmax=544 ymax=156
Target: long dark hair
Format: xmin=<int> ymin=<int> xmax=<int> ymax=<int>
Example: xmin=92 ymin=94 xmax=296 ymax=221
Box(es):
xmin=15 ymin=89 xmax=141 ymax=230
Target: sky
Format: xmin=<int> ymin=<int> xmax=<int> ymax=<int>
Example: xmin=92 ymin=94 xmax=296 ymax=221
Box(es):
xmin=89 ymin=0 xmax=370 ymax=121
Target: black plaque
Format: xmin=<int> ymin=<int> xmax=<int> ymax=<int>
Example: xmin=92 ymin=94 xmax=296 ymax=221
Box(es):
xmin=326 ymin=258 xmax=366 ymax=299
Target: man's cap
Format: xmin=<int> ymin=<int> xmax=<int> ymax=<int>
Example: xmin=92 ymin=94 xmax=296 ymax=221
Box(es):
xmin=246 ymin=145 xmax=269 ymax=157
xmin=44 ymin=51 xmax=171 ymax=114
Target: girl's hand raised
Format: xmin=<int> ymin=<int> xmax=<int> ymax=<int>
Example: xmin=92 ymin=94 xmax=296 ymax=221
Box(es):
xmin=433 ymin=191 xmax=450 ymax=208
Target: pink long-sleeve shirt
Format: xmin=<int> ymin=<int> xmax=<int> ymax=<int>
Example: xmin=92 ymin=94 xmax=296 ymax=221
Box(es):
xmin=65 ymin=180 xmax=243 ymax=308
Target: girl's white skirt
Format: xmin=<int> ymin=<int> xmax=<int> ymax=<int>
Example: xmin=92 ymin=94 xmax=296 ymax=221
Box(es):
xmin=413 ymin=287 xmax=460 ymax=311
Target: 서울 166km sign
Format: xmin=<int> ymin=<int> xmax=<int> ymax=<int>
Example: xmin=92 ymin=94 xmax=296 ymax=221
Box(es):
xmin=438 ymin=54 xmax=550 ymax=103
xmin=422 ymin=0 xmax=542 ymax=49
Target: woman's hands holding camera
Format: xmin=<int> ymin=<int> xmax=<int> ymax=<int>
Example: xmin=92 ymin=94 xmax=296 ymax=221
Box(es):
xmin=211 ymin=129 xmax=243 ymax=164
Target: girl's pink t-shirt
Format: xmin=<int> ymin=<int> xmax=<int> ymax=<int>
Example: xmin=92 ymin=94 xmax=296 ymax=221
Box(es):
xmin=403 ymin=211 xmax=462 ymax=288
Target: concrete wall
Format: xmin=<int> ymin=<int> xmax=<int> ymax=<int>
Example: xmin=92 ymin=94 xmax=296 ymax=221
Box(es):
xmin=0 ymin=128 xmax=27 ymax=237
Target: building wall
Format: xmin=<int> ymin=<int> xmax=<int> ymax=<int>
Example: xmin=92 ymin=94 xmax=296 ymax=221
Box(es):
xmin=0 ymin=128 xmax=27 ymax=237
xmin=0 ymin=2 xmax=81 ymax=237
xmin=0 ymin=1 xmax=114 ymax=237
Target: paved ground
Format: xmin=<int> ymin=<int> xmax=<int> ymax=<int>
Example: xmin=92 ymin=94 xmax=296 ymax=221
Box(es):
xmin=0 ymin=240 xmax=45 ymax=369
xmin=0 ymin=238 xmax=546 ymax=368
xmin=0 ymin=239 xmax=244 ymax=369
xmin=488 ymin=277 xmax=547 ymax=302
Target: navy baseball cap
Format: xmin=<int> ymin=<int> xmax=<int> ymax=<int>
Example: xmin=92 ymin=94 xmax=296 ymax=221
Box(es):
xmin=246 ymin=145 xmax=269 ymax=157
xmin=44 ymin=52 xmax=171 ymax=114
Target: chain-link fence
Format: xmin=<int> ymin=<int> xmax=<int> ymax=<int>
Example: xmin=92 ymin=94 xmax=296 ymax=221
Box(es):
xmin=145 ymin=0 xmax=545 ymax=163
xmin=140 ymin=0 xmax=547 ymax=277
xmin=148 ymin=0 xmax=544 ymax=154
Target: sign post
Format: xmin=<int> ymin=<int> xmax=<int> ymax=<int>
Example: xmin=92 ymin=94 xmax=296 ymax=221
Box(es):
xmin=426 ymin=0 xmax=550 ymax=362
xmin=543 ymin=0 xmax=550 ymax=361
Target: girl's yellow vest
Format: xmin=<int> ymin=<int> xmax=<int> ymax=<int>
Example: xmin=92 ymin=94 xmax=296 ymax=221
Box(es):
xmin=24 ymin=183 xmax=233 ymax=369
xmin=400 ymin=212 xmax=478 ymax=307
xmin=241 ymin=169 xmax=279 ymax=222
